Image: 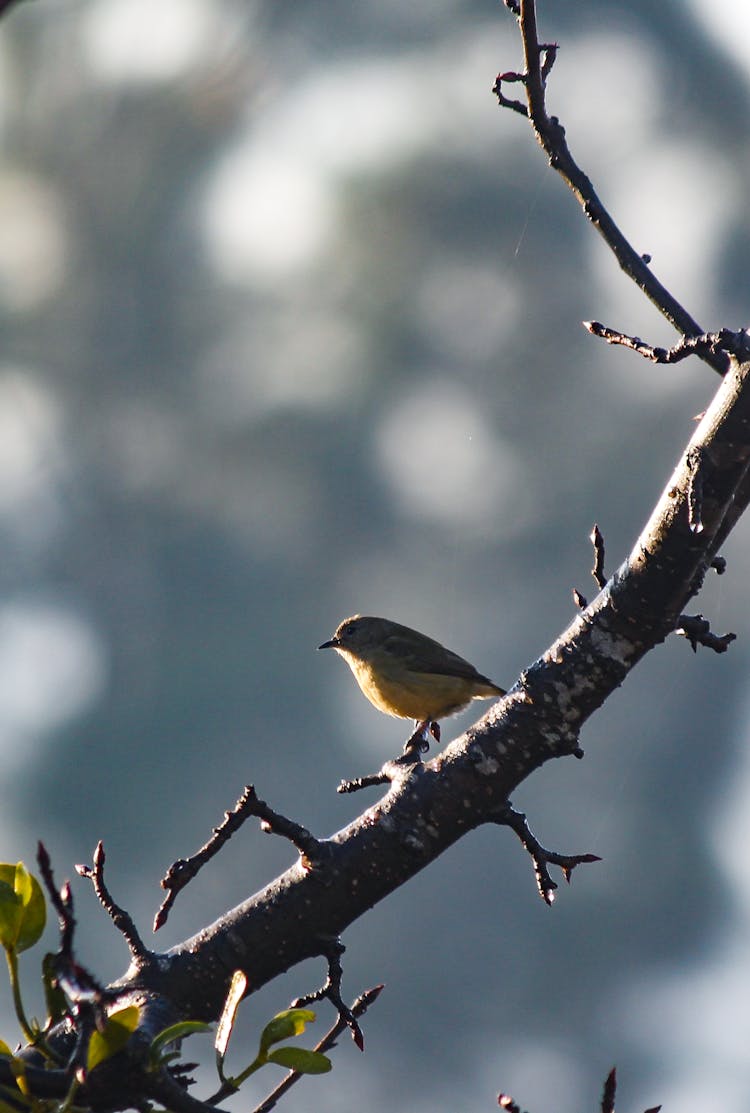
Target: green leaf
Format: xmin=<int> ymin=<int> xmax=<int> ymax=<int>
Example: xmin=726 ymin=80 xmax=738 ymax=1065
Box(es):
xmin=0 ymin=1042 xmax=12 ymax=1057
xmin=267 ymin=1046 xmax=332 ymax=1074
xmin=259 ymin=1009 xmax=316 ymax=1056
xmin=0 ymin=864 xmax=46 ymax=954
xmin=151 ymin=1020 xmax=211 ymax=1061
xmin=87 ymin=1005 xmax=140 ymax=1073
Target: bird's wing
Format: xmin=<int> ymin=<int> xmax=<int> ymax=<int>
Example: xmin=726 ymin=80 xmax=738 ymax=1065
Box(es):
xmin=381 ymin=630 xmax=493 ymax=682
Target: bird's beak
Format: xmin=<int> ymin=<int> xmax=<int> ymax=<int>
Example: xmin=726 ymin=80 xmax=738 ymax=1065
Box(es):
xmin=318 ymin=637 xmax=338 ymax=650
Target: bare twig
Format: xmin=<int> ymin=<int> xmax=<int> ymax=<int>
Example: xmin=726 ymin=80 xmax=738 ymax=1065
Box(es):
xmin=338 ymin=750 xmax=421 ymax=795
xmin=76 ymin=843 xmax=149 ymax=962
xmin=585 ymin=322 xmax=750 ymax=366
xmin=254 ymin=798 xmax=323 ymax=860
xmin=154 ymin=785 xmax=260 ymax=930
xmin=496 ymin=804 xmax=600 ymax=905
xmin=495 ymin=1 xmax=728 ymax=375
xmin=292 ymin=939 xmax=365 ymax=1051
xmin=155 ymin=785 xmax=323 ymax=931
xmin=37 ymin=842 xmax=76 ymax=960
xmin=601 ymin=1068 xmax=616 ymax=1113
xmin=590 ymin=524 xmax=606 ymax=589
xmin=337 ymin=770 xmax=390 ymax=794
xmin=676 ymin=614 xmax=736 ymax=654
xmin=498 ymin=1094 xmax=528 ymax=1113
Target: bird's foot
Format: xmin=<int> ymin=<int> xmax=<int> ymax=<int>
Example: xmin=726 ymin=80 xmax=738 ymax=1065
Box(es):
xmin=398 ymin=720 xmax=433 ymax=762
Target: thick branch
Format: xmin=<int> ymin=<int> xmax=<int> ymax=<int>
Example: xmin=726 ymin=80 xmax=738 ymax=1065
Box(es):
xmin=103 ymin=355 xmax=750 ymax=1029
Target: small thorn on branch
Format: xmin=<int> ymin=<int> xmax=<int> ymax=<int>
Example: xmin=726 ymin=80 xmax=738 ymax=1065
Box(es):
xmin=496 ymin=804 xmax=601 ymax=905
xmin=676 ymin=614 xmax=736 ymax=654
xmin=337 ymin=771 xmax=390 ymax=794
xmin=601 ymin=1067 xmax=617 ymax=1113
xmin=574 ymin=519 xmax=607 ymax=608
xmin=539 ymin=42 xmax=558 ymax=83
xmin=292 ymin=939 xmax=365 ymax=1051
xmin=338 ymin=752 xmax=419 ymax=795
xmin=76 ymin=842 xmax=149 ymax=962
xmin=590 ymin=523 xmax=606 ymax=589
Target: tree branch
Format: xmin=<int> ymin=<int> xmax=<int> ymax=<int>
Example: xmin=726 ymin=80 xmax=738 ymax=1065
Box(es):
xmin=495 ymin=1 xmax=728 ymax=375
xmin=103 ymin=353 xmax=750 ymax=1036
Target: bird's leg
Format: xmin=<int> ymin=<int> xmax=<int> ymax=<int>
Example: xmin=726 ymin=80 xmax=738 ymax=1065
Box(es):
xmin=401 ymin=719 xmax=431 ymax=759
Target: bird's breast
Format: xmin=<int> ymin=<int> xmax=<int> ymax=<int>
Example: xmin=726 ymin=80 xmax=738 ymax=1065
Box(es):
xmin=344 ymin=654 xmax=476 ymax=720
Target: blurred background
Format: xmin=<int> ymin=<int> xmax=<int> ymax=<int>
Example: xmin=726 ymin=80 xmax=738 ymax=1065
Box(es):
xmin=0 ymin=0 xmax=749 ymax=1110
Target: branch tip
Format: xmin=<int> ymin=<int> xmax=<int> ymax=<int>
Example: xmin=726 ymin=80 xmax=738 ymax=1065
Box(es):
xmin=676 ymin=614 xmax=736 ymax=654
xmin=155 ymin=785 xmax=322 ymax=930
xmin=497 ymin=804 xmax=600 ymax=904
xmin=77 ymin=842 xmax=148 ymax=961
xmin=590 ymin=523 xmax=606 ymax=589
xmin=292 ymin=939 xmax=365 ymax=1051
xmin=498 ymin=1093 xmax=527 ymax=1113
xmin=601 ymin=1067 xmax=617 ymax=1113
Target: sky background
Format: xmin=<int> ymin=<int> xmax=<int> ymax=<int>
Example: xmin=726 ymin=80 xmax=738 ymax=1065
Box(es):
xmin=1 ymin=1 xmax=750 ymax=1111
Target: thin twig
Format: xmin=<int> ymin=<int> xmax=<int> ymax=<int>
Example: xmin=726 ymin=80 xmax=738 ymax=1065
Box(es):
xmin=601 ymin=1067 xmax=616 ymax=1113
xmin=584 ymin=322 xmax=750 ymax=365
xmin=76 ymin=843 xmax=149 ymax=962
xmin=154 ymin=785 xmax=260 ymax=930
xmin=292 ymin=939 xmax=364 ymax=1050
xmin=495 ymin=1 xmax=728 ymax=375
xmin=496 ymin=803 xmax=601 ymax=905
xmin=676 ymin=614 xmax=736 ymax=654
xmin=154 ymin=785 xmax=323 ymax=931
xmin=37 ymin=843 xmax=76 ymax=959
xmin=590 ymin=524 xmax=606 ymax=589
xmin=337 ymin=771 xmax=390 ymax=793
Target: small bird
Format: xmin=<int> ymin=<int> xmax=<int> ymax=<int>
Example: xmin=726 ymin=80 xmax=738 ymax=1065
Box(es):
xmin=319 ymin=615 xmax=505 ymax=755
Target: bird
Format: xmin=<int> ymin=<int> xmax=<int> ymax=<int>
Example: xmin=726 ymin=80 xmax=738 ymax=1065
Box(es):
xmin=319 ymin=614 xmax=505 ymax=756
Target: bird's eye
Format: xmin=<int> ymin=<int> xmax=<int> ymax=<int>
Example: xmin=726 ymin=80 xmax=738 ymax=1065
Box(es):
xmin=342 ymin=620 xmax=358 ymax=637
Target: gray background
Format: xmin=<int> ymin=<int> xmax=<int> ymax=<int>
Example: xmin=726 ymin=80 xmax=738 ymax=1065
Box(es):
xmin=1 ymin=1 xmax=749 ymax=1111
